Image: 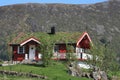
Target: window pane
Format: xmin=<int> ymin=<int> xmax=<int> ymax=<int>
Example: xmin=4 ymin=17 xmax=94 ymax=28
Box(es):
xmin=18 ymin=46 xmax=25 ymax=54
xmin=54 ymin=45 xmax=59 ymax=52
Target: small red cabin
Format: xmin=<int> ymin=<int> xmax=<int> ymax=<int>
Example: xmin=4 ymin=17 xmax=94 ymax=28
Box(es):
xmin=9 ymin=32 xmax=92 ymax=61
xmin=10 ymin=37 xmax=41 ymax=61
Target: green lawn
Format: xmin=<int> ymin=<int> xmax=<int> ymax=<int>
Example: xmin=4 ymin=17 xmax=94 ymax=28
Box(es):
xmin=0 ymin=62 xmax=91 ymax=80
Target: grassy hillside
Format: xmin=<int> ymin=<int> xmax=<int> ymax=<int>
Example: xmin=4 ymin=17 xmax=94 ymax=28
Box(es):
xmin=0 ymin=62 xmax=91 ymax=80
xmin=0 ymin=0 xmax=120 ymax=61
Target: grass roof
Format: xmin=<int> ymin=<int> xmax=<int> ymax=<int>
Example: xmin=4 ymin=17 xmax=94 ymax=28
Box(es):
xmin=10 ymin=32 xmax=82 ymax=45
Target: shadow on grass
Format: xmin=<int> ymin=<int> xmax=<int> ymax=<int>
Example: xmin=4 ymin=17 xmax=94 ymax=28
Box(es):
xmin=22 ymin=63 xmax=45 ymax=68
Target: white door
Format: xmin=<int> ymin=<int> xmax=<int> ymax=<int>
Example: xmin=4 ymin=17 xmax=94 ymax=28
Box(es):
xmin=29 ymin=45 xmax=36 ymax=60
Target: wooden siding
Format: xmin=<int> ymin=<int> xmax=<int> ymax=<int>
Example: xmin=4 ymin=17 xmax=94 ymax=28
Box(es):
xmin=78 ymin=35 xmax=90 ymax=49
xmin=12 ymin=41 xmax=40 ymax=61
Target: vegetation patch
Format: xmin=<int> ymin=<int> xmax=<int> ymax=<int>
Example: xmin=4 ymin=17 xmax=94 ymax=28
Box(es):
xmin=0 ymin=62 xmax=90 ymax=80
xmin=0 ymin=70 xmax=47 ymax=79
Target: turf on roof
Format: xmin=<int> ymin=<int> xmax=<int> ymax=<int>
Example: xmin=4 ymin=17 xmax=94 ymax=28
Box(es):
xmin=10 ymin=32 xmax=82 ymax=44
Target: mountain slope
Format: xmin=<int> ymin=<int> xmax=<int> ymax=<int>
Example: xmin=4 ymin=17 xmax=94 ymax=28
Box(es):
xmin=0 ymin=0 xmax=120 ymax=60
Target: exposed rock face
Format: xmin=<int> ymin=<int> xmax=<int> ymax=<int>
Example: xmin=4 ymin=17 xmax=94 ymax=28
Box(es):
xmin=92 ymin=71 xmax=108 ymax=80
xmin=0 ymin=0 xmax=120 ymax=60
xmin=92 ymin=67 xmax=108 ymax=80
xmin=100 ymin=71 xmax=108 ymax=80
xmin=68 ymin=63 xmax=108 ymax=80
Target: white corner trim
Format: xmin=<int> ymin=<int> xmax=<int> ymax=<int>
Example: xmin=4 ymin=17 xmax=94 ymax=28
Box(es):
xmin=20 ymin=38 xmax=41 ymax=46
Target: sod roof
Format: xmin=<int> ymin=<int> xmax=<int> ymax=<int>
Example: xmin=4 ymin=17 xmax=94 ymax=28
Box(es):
xmin=10 ymin=32 xmax=83 ymax=45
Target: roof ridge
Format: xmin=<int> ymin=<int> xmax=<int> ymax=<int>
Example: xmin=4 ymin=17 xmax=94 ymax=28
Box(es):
xmin=10 ymin=32 xmax=25 ymax=44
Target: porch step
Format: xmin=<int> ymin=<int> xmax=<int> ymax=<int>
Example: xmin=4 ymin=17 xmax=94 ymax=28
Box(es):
xmin=21 ymin=59 xmax=37 ymax=64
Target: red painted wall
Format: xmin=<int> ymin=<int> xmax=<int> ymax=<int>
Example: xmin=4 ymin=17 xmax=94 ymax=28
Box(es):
xmin=12 ymin=41 xmax=40 ymax=61
xmin=12 ymin=45 xmax=25 ymax=61
xmin=59 ymin=44 xmax=66 ymax=53
xmin=79 ymin=36 xmax=90 ymax=49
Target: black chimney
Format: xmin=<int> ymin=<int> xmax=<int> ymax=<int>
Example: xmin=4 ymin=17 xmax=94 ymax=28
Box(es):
xmin=48 ymin=27 xmax=55 ymax=35
xmin=51 ymin=27 xmax=55 ymax=34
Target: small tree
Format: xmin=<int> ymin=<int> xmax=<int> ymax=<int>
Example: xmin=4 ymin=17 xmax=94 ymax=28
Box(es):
xmin=86 ymin=43 xmax=119 ymax=72
xmin=39 ymin=34 xmax=54 ymax=67
xmin=66 ymin=45 xmax=76 ymax=62
xmin=87 ymin=44 xmax=104 ymax=68
xmin=102 ymin=46 xmax=119 ymax=72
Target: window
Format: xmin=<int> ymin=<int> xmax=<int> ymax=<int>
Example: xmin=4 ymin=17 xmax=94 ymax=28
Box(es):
xmin=54 ymin=45 xmax=59 ymax=53
xmin=76 ymin=48 xmax=84 ymax=53
xmin=18 ymin=46 xmax=25 ymax=54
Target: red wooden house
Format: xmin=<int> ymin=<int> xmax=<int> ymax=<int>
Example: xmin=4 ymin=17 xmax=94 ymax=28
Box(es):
xmin=9 ymin=32 xmax=92 ymax=61
xmin=9 ymin=37 xmax=41 ymax=61
xmin=53 ymin=32 xmax=92 ymax=60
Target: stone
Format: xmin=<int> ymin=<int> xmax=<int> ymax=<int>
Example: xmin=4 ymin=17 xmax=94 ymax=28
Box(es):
xmin=92 ymin=71 xmax=101 ymax=80
xmin=0 ymin=70 xmax=47 ymax=79
xmin=86 ymin=73 xmax=91 ymax=78
xmin=100 ymin=71 xmax=108 ymax=80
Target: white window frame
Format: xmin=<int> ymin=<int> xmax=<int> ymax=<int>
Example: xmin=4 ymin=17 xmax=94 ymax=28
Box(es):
xmin=54 ymin=45 xmax=59 ymax=53
xmin=18 ymin=46 xmax=25 ymax=54
xmin=76 ymin=47 xmax=84 ymax=53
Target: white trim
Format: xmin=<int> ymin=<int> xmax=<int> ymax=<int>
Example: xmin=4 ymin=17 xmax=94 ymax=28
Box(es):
xmin=38 ymin=53 xmax=42 ymax=59
xmin=77 ymin=32 xmax=92 ymax=46
xmin=17 ymin=46 xmax=25 ymax=54
xmin=25 ymin=54 xmax=28 ymax=60
xmin=20 ymin=38 xmax=41 ymax=46
xmin=54 ymin=45 xmax=59 ymax=53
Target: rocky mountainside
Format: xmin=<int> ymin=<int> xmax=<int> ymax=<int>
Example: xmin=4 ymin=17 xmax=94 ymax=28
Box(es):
xmin=0 ymin=0 xmax=120 ymax=60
